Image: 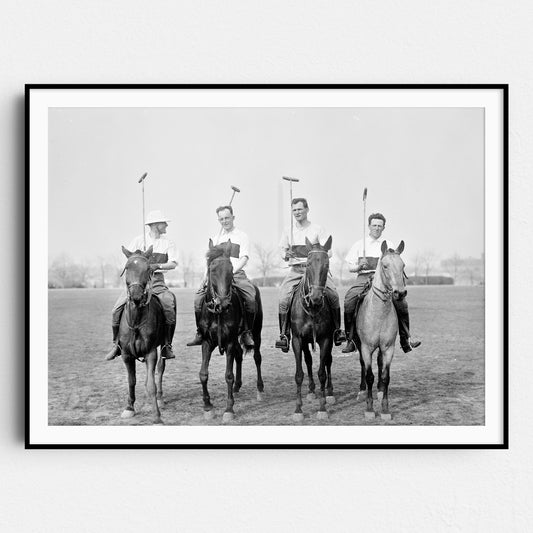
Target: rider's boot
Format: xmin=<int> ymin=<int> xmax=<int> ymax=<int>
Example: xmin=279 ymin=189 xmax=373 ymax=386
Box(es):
xmin=275 ymin=312 xmax=290 ymax=352
xmin=240 ymin=310 xmax=255 ymax=349
xmin=161 ymin=323 xmax=176 ymax=359
xmin=342 ymin=311 xmax=357 ymax=353
xmin=105 ymin=326 xmax=121 ymax=361
xmin=186 ymin=311 xmax=204 ymax=346
xmin=394 ymin=298 xmax=422 ymax=353
xmin=332 ymin=307 xmax=347 ymax=346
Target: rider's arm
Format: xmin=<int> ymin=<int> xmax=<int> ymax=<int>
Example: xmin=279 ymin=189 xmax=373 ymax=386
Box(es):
xmin=234 ymin=255 xmax=248 ymax=273
xmin=152 ymin=260 xmax=177 ymax=271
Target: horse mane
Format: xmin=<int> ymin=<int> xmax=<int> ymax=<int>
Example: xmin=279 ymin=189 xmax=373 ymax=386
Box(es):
xmin=206 ymin=244 xmax=229 ymax=265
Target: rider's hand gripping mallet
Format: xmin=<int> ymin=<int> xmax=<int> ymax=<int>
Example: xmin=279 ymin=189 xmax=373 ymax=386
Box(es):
xmin=138 ymin=172 xmax=148 ymax=251
xmin=362 ymin=187 xmax=368 ymax=264
xmin=282 ymin=176 xmax=300 ymax=250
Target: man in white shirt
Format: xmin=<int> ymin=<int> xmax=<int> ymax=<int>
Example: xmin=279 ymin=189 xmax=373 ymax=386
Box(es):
xmin=275 ymin=197 xmax=346 ymax=352
xmin=342 ymin=212 xmax=421 ymax=354
xmin=187 ymin=205 xmax=256 ymax=348
xmin=105 ymin=210 xmax=178 ymax=361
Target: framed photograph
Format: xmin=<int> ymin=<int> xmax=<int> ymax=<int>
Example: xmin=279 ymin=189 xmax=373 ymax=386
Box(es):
xmin=26 ymin=84 xmax=508 ymax=448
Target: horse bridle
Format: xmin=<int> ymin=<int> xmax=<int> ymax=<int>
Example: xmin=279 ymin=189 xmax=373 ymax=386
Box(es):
xmin=206 ymin=259 xmax=233 ymax=314
xmin=372 ymin=255 xmax=406 ymax=302
xmin=123 ymin=255 xmax=154 ymax=307
xmin=302 ymin=249 xmax=329 ymax=308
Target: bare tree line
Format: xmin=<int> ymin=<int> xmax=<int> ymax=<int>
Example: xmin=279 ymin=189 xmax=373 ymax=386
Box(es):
xmin=48 ymin=247 xmax=484 ymax=289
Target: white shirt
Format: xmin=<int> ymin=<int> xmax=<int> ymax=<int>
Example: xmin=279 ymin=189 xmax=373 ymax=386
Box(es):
xmin=279 ymin=220 xmax=331 ymax=266
xmin=128 ymin=233 xmax=178 ymax=269
xmin=345 ymin=235 xmax=395 ymax=275
xmin=212 ymin=226 xmax=250 ymax=271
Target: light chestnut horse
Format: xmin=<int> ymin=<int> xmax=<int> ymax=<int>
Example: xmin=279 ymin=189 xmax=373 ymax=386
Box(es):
xmin=355 ymin=240 xmax=406 ymax=420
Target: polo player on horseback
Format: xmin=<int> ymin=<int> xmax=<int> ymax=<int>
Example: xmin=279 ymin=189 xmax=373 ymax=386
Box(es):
xmin=105 ymin=210 xmax=178 ymax=361
xmin=187 ymin=205 xmax=256 ymax=349
xmin=275 ymin=197 xmax=346 ymax=352
xmin=342 ymin=212 xmax=421 ymax=354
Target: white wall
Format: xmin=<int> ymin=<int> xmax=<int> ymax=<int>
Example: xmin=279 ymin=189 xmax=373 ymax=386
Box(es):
xmin=2 ymin=2 xmax=528 ymax=531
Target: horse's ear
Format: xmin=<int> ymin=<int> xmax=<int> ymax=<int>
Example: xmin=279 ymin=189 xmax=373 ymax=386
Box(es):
xmin=122 ymin=246 xmax=132 ymax=258
xmin=225 ymin=240 xmax=232 ymax=256
xmin=143 ymin=245 xmax=153 ymax=258
xmin=323 ymin=235 xmax=332 ymax=251
xmin=381 ymin=241 xmax=388 ymax=256
xmin=208 ymin=238 xmax=214 ymax=249
xmin=396 ymin=240 xmax=405 ymax=254
xmin=305 ymin=237 xmax=313 ymax=251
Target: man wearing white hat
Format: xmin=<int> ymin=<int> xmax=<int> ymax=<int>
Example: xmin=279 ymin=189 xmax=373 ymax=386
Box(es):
xmin=105 ymin=210 xmax=178 ymax=361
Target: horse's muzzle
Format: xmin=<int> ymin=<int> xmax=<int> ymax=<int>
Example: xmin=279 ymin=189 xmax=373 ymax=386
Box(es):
xmin=393 ymin=289 xmax=407 ymax=300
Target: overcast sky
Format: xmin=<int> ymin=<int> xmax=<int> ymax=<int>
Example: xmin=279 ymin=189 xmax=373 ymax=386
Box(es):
xmin=48 ymin=106 xmax=484 ymax=271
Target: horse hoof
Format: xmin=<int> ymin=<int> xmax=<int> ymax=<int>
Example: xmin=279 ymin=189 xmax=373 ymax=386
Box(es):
xmin=364 ymin=410 xmax=375 ymax=420
xmin=317 ymin=410 xmax=329 ymax=420
xmin=154 ymin=417 xmax=164 ymax=425
xmin=306 ymin=392 xmax=316 ymax=400
xmin=256 ymin=391 xmax=264 ymax=402
xmin=326 ymin=395 xmax=336 ymax=405
xmin=292 ymin=412 xmax=304 ymax=423
xmin=381 ymin=413 xmax=392 ymax=421
xmin=357 ymin=391 xmax=367 ymax=402
xmin=121 ymin=409 xmax=135 ymax=419
xmin=222 ymin=412 xmax=235 ymax=423
xmin=377 ymin=391 xmax=384 ymax=403
xmin=157 ymin=398 xmax=166 ymax=407
xmin=204 ymin=410 xmax=215 ymax=420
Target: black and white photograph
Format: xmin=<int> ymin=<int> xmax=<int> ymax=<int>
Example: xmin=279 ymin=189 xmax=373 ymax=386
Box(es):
xmin=27 ymin=85 xmax=507 ymax=447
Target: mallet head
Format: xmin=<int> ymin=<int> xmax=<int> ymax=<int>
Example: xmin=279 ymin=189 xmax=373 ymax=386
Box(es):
xmin=138 ymin=172 xmax=148 ymax=183
xmin=231 ymin=185 xmax=241 ymax=193
xmin=282 ymin=176 xmax=300 ymax=183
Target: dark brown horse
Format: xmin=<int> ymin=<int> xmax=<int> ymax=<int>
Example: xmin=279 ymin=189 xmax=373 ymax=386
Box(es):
xmin=118 ymin=245 xmax=167 ymax=424
xmin=198 ymin=239 xmax=264 ymax=422
xmin=289 ymin=236 xmax=335 ymax=421
xmin=354 ymin=240 xmax=406 ymax=421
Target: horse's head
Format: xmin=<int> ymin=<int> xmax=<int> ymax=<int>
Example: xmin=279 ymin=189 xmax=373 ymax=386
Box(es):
xmin=206 ymin=238 xmax=234 ymax=313
xmin=304 ymin=235 xmax=332 ymax=308
xmin=121 ymin=245 xmax=154 ymax=306
xmin=379 ymin=240 xmax=407 ymax=300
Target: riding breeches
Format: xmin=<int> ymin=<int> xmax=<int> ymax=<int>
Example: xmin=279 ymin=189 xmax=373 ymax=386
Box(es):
xmin=344 ymin=273 xmax=373 ymax=316
xmin=193 ymin=270 xmax=257 ymax=314
xmin=278 ymin=266 xmax=340 ymax=314
xmin=111 ymin=275 xmax=176 ymax=326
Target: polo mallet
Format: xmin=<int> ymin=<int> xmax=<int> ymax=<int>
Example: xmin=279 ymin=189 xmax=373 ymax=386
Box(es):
xmin=216 ymin=185 xmax=241 ymax=241
xmin=362 ymin=187 xmax=368 ymax=261
xmin=138 ymin=172 xmax=148 ymax=251
xmin=229 ymin=185 xmax=240 ymax=206
xmin=282 ymin=176 xmax=300 ymax=247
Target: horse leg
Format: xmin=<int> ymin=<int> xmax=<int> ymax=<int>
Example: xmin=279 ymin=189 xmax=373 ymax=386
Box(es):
xmin=303 ymin=343 xmax=315 ymax=400
xmin=199 ymin=341 xmax=215 ymax=418
xmin=145 ymin=349 xmax=162 ymax=424
xmin=292 ymin=336 xmax=305 ymax=422
xmin=223 ymin=342 xmax=236 ymax=422
xmin=121 ymin=355 xmax=136 ymax=419
xmin=379 ymin=346 xmax=394 ymax=420
xmin=233 ymin=343 xmax=243 ymax=393
xmin=377 ymin=350 xmax=384 ymax=394
xmin=316 ymin=339 xmax=329 ymax=419
xmin=325 ymin=340 xmax=335 ymax=404
xmin=357 ymin=352 xmax=367 ymax=402
xmin=156 ymin=347 xmax=166 ymax=403
xmin=253 ymin=345 xmax=264 ymax=401
xmin=361 ymin=345 xmax=375 ymax=419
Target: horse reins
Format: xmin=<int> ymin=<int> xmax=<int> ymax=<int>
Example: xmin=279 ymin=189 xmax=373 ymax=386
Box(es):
xmin=301 ymin=249 xmax=329 ymax=310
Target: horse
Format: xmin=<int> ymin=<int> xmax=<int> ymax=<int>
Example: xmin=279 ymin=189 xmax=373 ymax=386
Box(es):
xmin=117 ymin=245 xmax=168 ymax=424
xmin=289 ymin=236 xmax=336 ymax=422
xmin=354 ymin=240 xmax=406 ymax=421
xmin=198 ymin=239 xmax=264 ymax=422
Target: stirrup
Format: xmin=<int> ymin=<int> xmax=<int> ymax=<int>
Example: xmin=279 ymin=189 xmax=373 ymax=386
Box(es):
xmin=275 ymin=335 xmax=290 ymax=353
xmin=333 ymin=329 xmax=346 ymax=346
xmin=161 ymin=344 xmax=175 ymax=359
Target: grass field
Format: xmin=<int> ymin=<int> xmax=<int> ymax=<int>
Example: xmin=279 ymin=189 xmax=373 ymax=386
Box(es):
xmin=48 ymin=285 xmax=485 ymax=426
